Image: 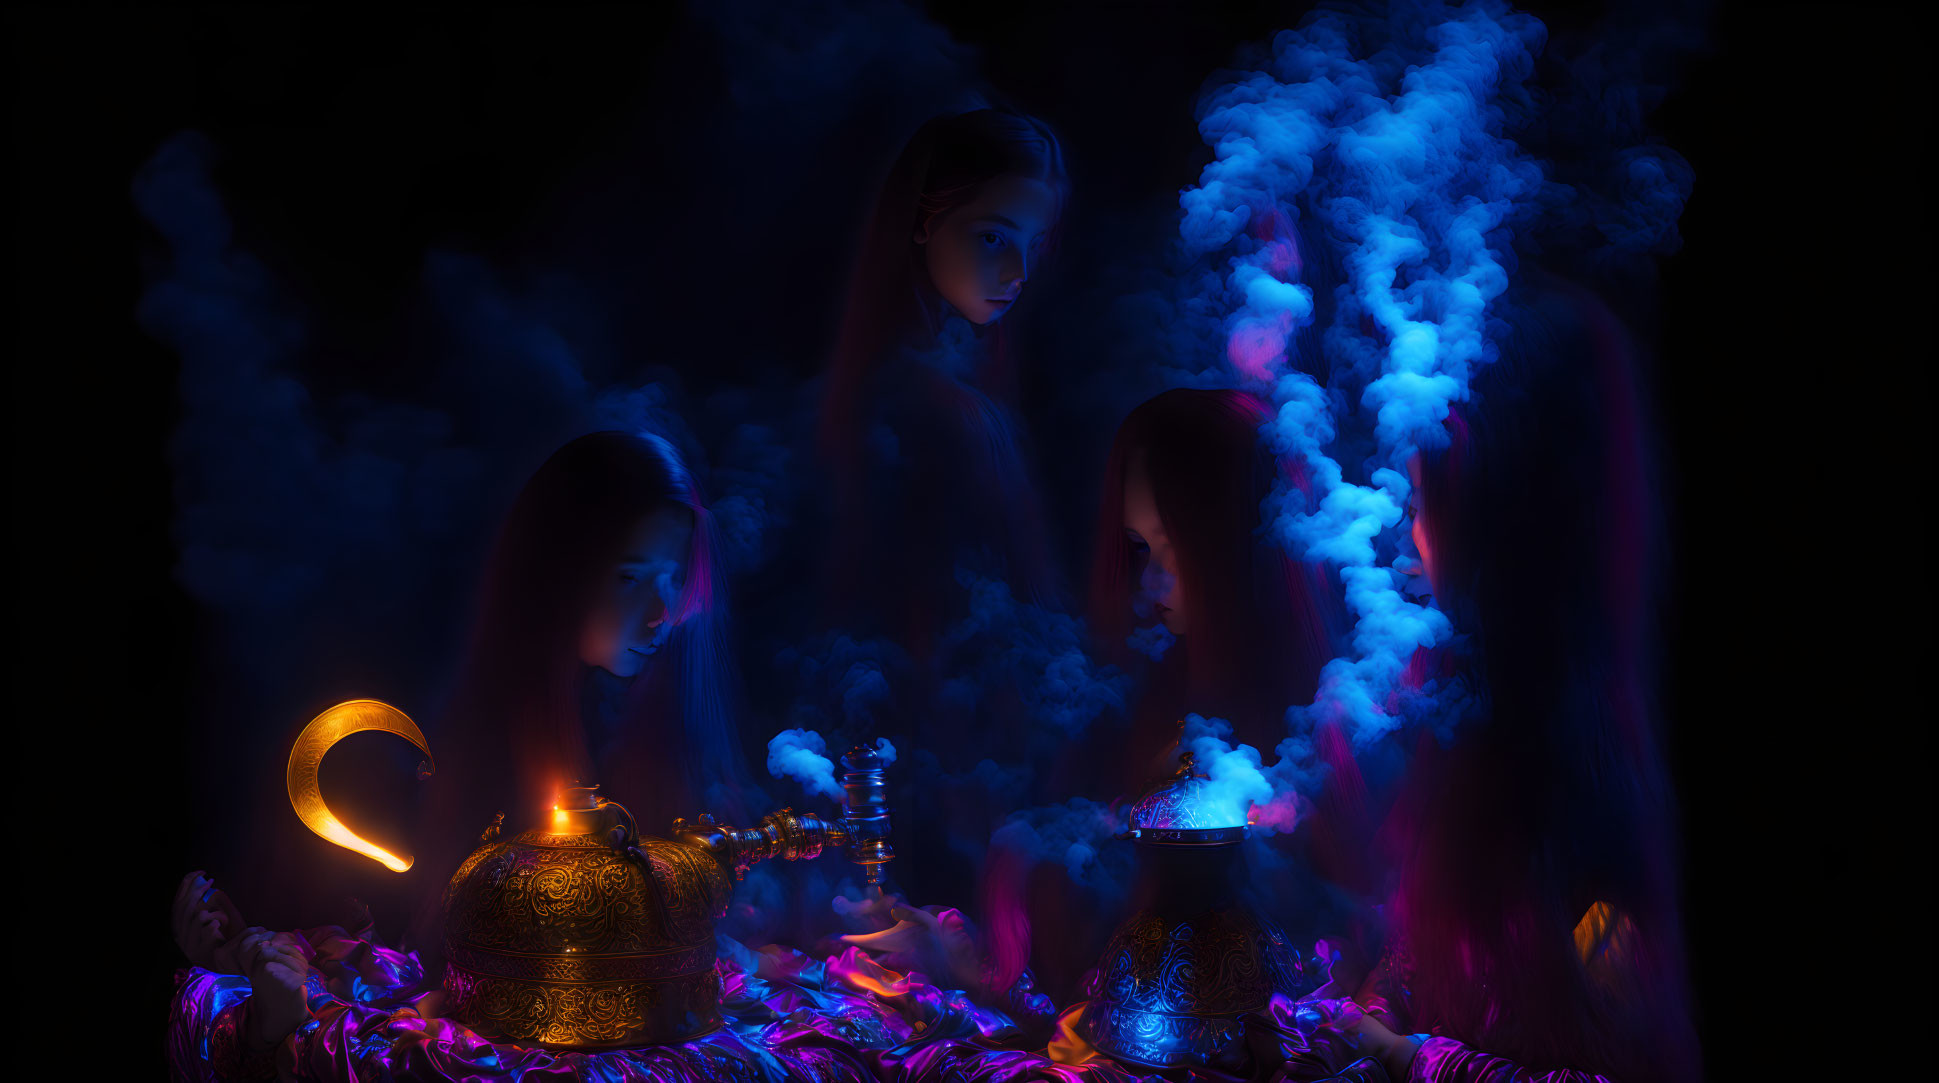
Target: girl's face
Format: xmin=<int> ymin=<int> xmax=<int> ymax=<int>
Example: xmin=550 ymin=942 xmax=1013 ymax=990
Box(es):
xmin=916 ymin=173 xmax=1059 ymax=326
xmin=1123 ymin=451 xmax=1186 ymax=635
xmin=578 ymin=503 xmax=695 ymax=677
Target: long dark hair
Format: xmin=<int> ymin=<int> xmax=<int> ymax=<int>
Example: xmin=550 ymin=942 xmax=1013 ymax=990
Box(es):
xmin=820 ymin=108 xmax=1066 ymax=441
xmin=421 ymin=432 xmax=754 ymax=874
xmin=1088 ymin=389 xmax=1340 ymax=757
xmin=1395 ymin=279 xmax=1699 ymax=1079
xmin=817 ymin=108 xmax=1069 ymax=646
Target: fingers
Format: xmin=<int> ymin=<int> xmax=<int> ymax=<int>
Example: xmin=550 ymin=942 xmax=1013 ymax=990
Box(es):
xmin=173 ymin=871 xmax=202 ymax=914
xmin=261 ymin=959 xmax=306 ymax=990
xmin=890 ymin=905 xmax=938 ymax=929
xmin=235 ymin=927 xmax=276 ymax=973
xmin=838 ymin=919 xmax=926 ymax=955
xmin=839 ymin=923 xmax=913 ymax=946
xmin=172 ymin=871 xmax=210 ymax=939
xmin=1290 ymin=996 xmax=1365 ymax=1036
xmin=258 ymin=946 xmax=306 ymax=980
xmin=210 ymin=888 xmax=246 ymax=932
xmin=836 ymin=927 xmax=899 ymax=948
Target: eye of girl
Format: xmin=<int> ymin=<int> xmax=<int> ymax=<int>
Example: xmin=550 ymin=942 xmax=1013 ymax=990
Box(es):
xmin=1125 ymin=530 xmax=1150 ymax=554
xmin=979 ymin=231 xmax=1007 ymax=249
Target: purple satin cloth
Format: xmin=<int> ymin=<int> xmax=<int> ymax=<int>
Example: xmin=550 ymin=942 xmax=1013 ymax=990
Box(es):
xmin=168 ymin=922 xmax=1048 ymax=1083
xmin=1406 ymin=1037 xmax=1612 ymax=1083
xmin=166 ymin=925 xmax=1402 ymax=1083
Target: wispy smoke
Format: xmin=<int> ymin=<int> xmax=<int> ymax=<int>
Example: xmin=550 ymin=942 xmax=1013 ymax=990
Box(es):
xmin=941 ymin=569 xmax=1128 ymax=739
xmin=766 ymin=727 xmax=844 ymax=802
xmin=135 ymin=133 xmax=486 ymax=643
xmin=775 ymin=633 xmax=908 ymax=738
xmin=1171 ymin=3 xmax=1540 ymax=758
xmin=1126 ymin=623 xmax=1176 ymax=661
xmin=1179 ymin=715 xmax=1311 ymax=833
xmin=1133 ymin=0 xmax=1692 ymax=832
xmin=989 ymin=798 xmax=1130 ymax=888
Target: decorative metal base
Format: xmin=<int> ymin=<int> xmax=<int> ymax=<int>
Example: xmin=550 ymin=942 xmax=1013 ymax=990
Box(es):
xmin=1081 ymin=905 xmax=1308 ymax=1070
xmin=445 ymin=958 xmax=724 ymax=1050
xmin=1080 ymin=1001 xmax=1250 ymax=1069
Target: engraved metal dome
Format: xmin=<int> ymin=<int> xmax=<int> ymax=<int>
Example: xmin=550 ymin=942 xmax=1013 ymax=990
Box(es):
xmin=441 ymin=785 xmax=735 ymax=1050
xmin=1124 ymin=752 xmax=1252 ymax=845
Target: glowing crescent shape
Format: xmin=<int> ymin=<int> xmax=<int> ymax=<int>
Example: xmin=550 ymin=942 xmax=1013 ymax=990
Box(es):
xmin=287 ymin=699 xmax=435 ymax=873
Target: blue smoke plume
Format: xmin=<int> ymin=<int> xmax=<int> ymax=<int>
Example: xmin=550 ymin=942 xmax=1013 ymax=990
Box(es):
xmin=1149 ymin=0 xmax=1693 ymax=828
xmin=766 ymin=727 xmax=844 ymax=803
xmin=1180 ymin=2 xmax=1545 ymax=752
xmin=764 ymin=728 xmax=897 ymax=802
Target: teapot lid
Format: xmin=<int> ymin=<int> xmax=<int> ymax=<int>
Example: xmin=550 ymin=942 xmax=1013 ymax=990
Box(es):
xmin=1125 ymin=753 xmax=1251 ymax=846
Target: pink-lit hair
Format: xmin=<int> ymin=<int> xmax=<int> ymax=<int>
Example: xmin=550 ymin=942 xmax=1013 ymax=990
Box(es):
xmin=1396 ymin=280 xmax=1699 ymax=1079
xmin=419 ymin=432 xmax=754 ymax=896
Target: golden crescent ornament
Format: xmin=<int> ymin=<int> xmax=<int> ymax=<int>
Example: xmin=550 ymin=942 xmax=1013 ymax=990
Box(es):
xmin=286 ymin=698 xmax=435 ymax=872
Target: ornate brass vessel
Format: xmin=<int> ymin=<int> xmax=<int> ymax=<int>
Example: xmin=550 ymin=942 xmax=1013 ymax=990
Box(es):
xmin=442 ymin=745 xmax=893 ymax=1050
xmin=1080 ymin=753 xmax=1312 ymax=1071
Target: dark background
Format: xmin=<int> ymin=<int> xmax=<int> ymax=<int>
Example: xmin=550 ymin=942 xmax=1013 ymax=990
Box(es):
xmin=10 ymin=2 xmax=1927 ymax=1076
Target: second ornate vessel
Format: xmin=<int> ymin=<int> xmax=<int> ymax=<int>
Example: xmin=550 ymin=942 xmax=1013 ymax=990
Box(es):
xmin=1080 ymin=752 xmax=1315 ymax=1071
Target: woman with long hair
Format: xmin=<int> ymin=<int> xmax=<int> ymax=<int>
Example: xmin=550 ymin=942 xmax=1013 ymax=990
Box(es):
xmin=817 ymin=107 xmax=1070 ymax=658
xmin=412 ymin=430 xmax=760 ymax=924
xmin=168 ymin=429 xmax=764 ymax=1069
xmin=971 ymin=387 xmax=1345 ymax=1008
xmin=1084 ymin=387 xmax=1342 ymax=794
xmin=1305 ymin=281 xmax=1701 ymax=1082
xmin=438 ymin=430 xmax=750 ymax=824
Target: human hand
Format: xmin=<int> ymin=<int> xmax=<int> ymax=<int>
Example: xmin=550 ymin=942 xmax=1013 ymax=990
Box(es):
xmin=831 ymin=884 xmax=902 ymax=934
xmin=1309 ymin=936 xmax=1368 ymax=999
xmin=1293 ymin=997 xmax=1421 ymax=1082
xmin=173 ymin=871 xmax=244 ymax=970
xmin=235 ymin=928 xmax=311 ymax=1050
xmin=836 ymin=890 xmax=984 ymax=994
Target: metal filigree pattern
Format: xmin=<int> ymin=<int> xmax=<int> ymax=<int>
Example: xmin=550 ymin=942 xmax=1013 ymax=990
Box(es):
xmin=444 ymin=964 xmax=726 ymax=1049
xmin=1089 ymin=909 xmax=1273 ymax=1015
xmin=1080 ymin=1001 xmax=1249 ymax=1069
xmin=443 ymin=823 xmax=735 ymax=1048
xmin=447 ymin=941 xmax=718 ymax=984
xmin=1128 ymin=774 xmax=1242 ymax=831
xmin=449 ymin=829 xmax=663 ymax=949
xmin=1082 ymin=906 xmax=1311 ymax=1069
xmin=644 ymin=838 xmax=733 ymax=944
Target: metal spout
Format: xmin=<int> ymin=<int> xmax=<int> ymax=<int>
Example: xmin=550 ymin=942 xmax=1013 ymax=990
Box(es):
xmin=668 ymin=740 xmax=895 ymax=885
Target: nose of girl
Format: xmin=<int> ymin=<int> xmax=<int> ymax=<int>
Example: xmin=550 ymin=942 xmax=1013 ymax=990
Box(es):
xmin=1002 ymin=248 xmax=1028 ymax=290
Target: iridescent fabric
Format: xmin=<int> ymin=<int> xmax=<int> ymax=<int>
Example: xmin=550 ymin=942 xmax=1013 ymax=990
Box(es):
xmin=168 ymin=918 xmax=1050 ymax=1083
xmin=1406 ymin=1038 xmax=1612 ymax=1083
xmin=168 ymin=922 xmax=1394 ymax=1083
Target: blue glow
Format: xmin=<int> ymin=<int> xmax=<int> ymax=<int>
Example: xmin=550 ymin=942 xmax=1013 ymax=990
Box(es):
xmin=1176 ymin=2 xmax=1550 ymax=755
xmin=766 ymin=727 xmax=844 ymax=802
